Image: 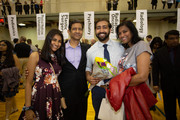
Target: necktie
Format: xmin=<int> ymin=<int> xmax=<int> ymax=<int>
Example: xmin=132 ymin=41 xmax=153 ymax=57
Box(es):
xmin=103 ymin=44 xmax=110 ymax=62
xmin=169 ymin=48 xmax=174 ymax=64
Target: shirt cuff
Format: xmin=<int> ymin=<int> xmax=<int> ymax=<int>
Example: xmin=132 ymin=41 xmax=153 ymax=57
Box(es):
xmin=85 ymin=67 xmax=92 ymax=72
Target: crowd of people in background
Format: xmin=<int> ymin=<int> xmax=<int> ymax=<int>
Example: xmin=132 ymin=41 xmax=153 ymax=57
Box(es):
xmin=106 ymin=0 xmax=180 ymax=11
xmin=0 ymin=0 xmax=43 ymax=16
xmin=152 ymin=0 xmax=180 ymax=9
xmin=0 ymin=0 xmax=179 ymax=17
xmin=0 ymin=36 xmax=42 ymax=120
xmin=145 ymin=31 xmax=180 ymax=120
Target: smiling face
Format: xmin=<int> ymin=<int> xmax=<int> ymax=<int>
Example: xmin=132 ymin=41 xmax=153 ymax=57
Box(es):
xmin=118 ymin=25 xmax=133 ymax=47
xmin=95 ymin=20 xmax=111 ymax=43
xmin=0 ymin=41 xmax=7 ymax=53
xmin=68 ymin=23 xmax=83 ymax=41
xmin=50 ymin=34 xmax=62 ymax=53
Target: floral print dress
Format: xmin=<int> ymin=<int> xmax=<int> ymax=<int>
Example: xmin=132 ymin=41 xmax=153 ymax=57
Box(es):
xmin=19 ymin=55 xmax=64 ymax=120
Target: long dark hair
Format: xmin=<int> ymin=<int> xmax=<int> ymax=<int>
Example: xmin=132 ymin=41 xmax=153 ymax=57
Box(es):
xmin=150 ymin=37 xmax=163 ymax=50
xmin=116 ymin=21 xmax=142 ymax=48
xmin=0 ymin=40 xmax=15 ymax=68
xmin=41 ymin=29 xmax=65 ymax=66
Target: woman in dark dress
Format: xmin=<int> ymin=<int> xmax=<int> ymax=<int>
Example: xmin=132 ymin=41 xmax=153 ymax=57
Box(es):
xmin=19 ymin=29 xmax=65 ymax=120
xmin=0 ymin=40 xmax=20 ymax=120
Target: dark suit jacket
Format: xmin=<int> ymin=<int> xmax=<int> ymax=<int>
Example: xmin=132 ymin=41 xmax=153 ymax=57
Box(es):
xmin=152 ymin=45 xmax=180 ymax=93
xmin=58 ymin=43 xmax=90 ymax=106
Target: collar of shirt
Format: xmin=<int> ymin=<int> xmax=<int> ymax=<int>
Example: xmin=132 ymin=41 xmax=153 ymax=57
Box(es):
xmin=66 ymin=40 xmax=81 ymax=49
xmin=97 ymin=39 xmax=113 ymax=48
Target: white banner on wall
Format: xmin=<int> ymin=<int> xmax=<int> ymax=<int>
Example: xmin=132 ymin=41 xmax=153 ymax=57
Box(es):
xmin=136 ymin=10 xmax=148 ymax=38
xmin=7 ymin=15 xmax=19 ymax=41
xmin=84 ymin=11 xmax=94 ymax=39
xmin=109 ymin=11 xmax=120 ymax=40
xmin=59 ymin=13 xmax=69 ymax=39
xmin=36 ymin=13 xmax=46 ymax=40
xmin=177 ymin=8 xmax=180 ymax=32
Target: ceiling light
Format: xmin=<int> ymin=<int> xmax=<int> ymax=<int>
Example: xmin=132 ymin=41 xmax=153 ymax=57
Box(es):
xmin=18 ymin=23 xmax=26 ymax=26
xmin=133 ymin=19 xmax=136 ymax=22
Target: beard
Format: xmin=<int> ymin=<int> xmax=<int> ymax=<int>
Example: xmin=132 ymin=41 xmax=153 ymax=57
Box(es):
xmin=96 ymin=32 xmax=110 ymax=42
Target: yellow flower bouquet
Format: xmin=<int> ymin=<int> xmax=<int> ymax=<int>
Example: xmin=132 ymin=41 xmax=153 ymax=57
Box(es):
xmin=85 ymin=57 xmax=118 ymax=96
xmin=91 ymin=57 xmax=118 ymax=79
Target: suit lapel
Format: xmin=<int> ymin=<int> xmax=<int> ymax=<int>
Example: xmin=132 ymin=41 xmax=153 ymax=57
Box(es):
xmin=78 ymin=43 xmax=85 ymax=69
xmin=64 ymin=44 xmax=77 ymax=70
xmin=65 ymin=57 xmax=77 ymax=69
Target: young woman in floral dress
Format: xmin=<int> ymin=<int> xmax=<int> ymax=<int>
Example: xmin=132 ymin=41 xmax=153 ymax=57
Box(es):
xmin=19 ymin=29 xmax=65 ymax=120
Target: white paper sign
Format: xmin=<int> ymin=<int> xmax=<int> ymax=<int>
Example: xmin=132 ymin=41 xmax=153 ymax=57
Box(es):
xmin=59 ymin=13 xmax=69 ymax=39
xmin=36 ymin=14 xmax=46 ymax=40
xmin=109 ymin=11 xmax=120 ymax=40
xmin=177 ymin=8 xmax=180 ymax=32
xmin=136 ymin=10 xmax=148 ymax=38
xmin=7 ymin=15 xmax=19 ymax=41
xmin=84 ymin=11 xmax=94 ymax=39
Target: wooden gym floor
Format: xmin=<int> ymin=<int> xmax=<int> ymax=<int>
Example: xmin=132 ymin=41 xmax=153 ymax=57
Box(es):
xmin=0 ymin=86 xmax=180 ymax=120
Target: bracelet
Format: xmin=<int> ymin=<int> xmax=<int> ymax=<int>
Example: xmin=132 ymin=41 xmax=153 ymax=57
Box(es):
xmin=23 ymin=106 xmax=33 ymax=111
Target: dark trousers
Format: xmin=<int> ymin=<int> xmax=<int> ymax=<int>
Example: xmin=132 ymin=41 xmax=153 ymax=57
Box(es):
xmin=176 ymin=2 xmax=179 ymax=8
xmin=31 ymin=8 xmax=34 ymax=14
xmin=25 ymin=10 xmax=29 ymax=14
xmin=167 ymin=3 xmax=173 ymax=9
xmin=152 ymin=5 xmax=157 ymax=9
xmin=92 ymin=86 xmax=106 ymax=120
xmin=162 ymin=1 xmax=166 ymax=9
xmin=128 ymin=2 xmax=132 ymax=10
xmin=40 ymin=6 xmax=43 ymax=13
xmin=63 ymin=98 xmax=87 ymax=120
xmin=7 ymin=7 xmax=11 ymax=15
xmin=113 ymin=4 xmax=117 ymax=10
xmin=107 ymin=3 xmax=111 ymax=11
xmin=162 ymin=90 xmax=180 ymax=120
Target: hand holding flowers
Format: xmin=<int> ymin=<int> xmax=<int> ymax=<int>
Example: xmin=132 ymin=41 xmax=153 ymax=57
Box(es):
xmin=85 ymin=57 xmax=118 ymax=96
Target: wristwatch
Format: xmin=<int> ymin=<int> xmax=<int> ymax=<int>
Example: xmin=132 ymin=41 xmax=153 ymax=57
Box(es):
xmin=23 ymin=106 xmax=33 ymax=111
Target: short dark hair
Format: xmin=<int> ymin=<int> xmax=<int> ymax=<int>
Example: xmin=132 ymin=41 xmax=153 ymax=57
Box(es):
xmin=13 ymin=38 xmax=18 ymax=44
xmin=95 ymin=19 xmax=112 ymax=29
xmin=20 ymin=36 xmax=26 ymax=42
xmin=146 ymin=35 xmax=152 ymax=39
xmin=68 ymin=20 xmax=84 ymax=31
xmin=116 ymin=21 xmax=142 ymax=48
xmin=41 ymin=29 xmax=65 ymax=66
xmin=27 ymin=39 xmax=32 ymax=44
xmin=164 ymin=30 xmax=179 ymax=40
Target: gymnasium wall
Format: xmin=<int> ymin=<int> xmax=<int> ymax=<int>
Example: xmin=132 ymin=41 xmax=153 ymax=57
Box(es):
xmin=0 ymin=0 xmax=178 ymax=48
